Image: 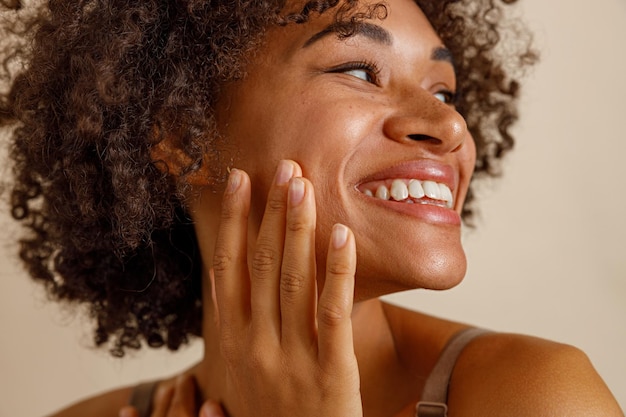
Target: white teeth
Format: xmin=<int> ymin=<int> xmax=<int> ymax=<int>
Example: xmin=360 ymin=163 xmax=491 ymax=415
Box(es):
xmin=408 ymin=179 xmax=425 ymax=199
xmin=390 ymin=179 xmax=409 ymax=201
xmin=361 ymin=179 xmax=454 ymax=208
xmin=422 ymin=181 xmax=440 ymax=200
xmin=375 ymin=185 xmax=390 ymax=200
xmin=439 ymin=183 xmax=454 ymax=208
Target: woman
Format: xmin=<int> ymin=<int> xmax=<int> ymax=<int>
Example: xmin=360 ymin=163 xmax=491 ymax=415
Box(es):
xmin=1 ymin=0 xmax=622 ymax=416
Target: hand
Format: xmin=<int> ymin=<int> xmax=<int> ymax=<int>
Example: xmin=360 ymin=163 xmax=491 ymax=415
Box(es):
xmin=118 ymin=375 xmax=226 ymax=417
xmin=211 ymin=160 xmax=363 ymax=417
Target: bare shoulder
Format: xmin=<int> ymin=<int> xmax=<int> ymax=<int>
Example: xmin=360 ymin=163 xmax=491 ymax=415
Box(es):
xmin=46 ymin=385 xmax=135 ymax=417
xmin=449 ymin=332 xmax=624 ymax=417
xmin=380 ymin=302 xmax=623 ymax=416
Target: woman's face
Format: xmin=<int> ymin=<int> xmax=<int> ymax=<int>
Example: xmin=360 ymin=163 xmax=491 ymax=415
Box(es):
xmin=214 ymin=0 xmax=476 ymax=300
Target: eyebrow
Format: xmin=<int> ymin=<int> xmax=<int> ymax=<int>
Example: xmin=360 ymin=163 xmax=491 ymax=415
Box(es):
xmin=431 ymin=46 xmax=455 ymax=66
xmin=302 ymin=22 xmax=393 ymax=48
xmin=302 ymin=22 xmax=456 ymax=71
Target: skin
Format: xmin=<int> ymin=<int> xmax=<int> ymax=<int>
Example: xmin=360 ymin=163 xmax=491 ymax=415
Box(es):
xmin=48 ymin=0 xmax=624 ymax=416
xmin=210 ymin=0 xmax=474 ymax=299
xmin=185 ymin=0 xmax=474 ymax=413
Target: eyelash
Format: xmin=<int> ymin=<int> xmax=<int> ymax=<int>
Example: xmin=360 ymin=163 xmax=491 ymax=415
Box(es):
xmin=326 ymin=60 xmax=459 ymax=105
xmin=326 ymin=60 xmax=381 ymax=85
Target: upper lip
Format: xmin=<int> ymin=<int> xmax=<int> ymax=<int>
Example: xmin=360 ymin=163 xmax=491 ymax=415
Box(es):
xmin=355 ymin=159 xmax=458 ymax=193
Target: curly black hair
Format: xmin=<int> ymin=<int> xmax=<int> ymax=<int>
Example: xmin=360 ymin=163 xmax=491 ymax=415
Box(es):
xmin=0 ymin=0 xmax=535 ymax=356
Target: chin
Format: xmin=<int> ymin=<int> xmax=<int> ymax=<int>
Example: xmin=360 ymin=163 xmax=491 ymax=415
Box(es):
xmin=353 ymin=245 xmax=468 ymax=301
xmin=415 ymin=247 xmax=468 ymax=290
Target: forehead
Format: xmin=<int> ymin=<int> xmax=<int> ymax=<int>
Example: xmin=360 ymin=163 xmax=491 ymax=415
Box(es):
xmin=263 ymin=0 xmax=444 ymax=60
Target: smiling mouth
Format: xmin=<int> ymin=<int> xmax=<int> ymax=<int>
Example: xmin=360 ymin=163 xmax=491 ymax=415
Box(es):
xmin=358 ymin=178 xmax=454 ymax=208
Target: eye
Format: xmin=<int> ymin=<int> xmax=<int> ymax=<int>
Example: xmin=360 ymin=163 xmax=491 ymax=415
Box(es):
xmin=327 ymin=61 xmax=380 ymax=85
xmin=433 ymin=90 xmax=457 ymax=105
xmin=344 ymin=68 xmax=373 ymax=83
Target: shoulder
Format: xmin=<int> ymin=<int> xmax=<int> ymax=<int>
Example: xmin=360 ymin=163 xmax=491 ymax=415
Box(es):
xmin=449 ymin=332 xmax=624 ymax=416
xmin=46 ymin=379 xmax=170 ymax=417
xmin=379 ymin=302 xmax=623 ymax=416
xmin=46 ymin=385 xmax=135 ymax=417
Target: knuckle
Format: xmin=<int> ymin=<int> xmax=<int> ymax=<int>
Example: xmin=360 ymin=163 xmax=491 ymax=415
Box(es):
xmin=266 ymin=194 xmax=287 ymax=212
xmin=327 ymin=259 xmax=353 ymax=277
xmin=238 ymin=343 xmax=277 ymax=377
xmin=212 ymin=249 xmax=233 ymax=273
xmin=248 ymin=347 xmax=271 ymax=371
xmin=251 ymin=244 xmax=279 ymax=275
xmin=318 ymin=300 xmax=348 ymax=327
xmin=286 ymin=217 xmax=310 ymax=234
xmin=280 ymin=269 xmax=305 ymax=294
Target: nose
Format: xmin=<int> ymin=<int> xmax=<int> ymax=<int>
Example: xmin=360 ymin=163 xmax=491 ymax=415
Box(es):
xmin=382 ymin=89 xmax=469 ymax=154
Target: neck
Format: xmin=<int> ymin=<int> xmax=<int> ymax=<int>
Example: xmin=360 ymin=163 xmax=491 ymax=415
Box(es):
xmin=185 ymin=194 xmax=420 ymax=416
xmin=189 ymin=279 xmax=418 ymax=417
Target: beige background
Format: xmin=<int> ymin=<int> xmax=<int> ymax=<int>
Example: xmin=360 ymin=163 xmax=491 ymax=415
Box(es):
xmin=1 ymin=0 xmax=625 ymax=415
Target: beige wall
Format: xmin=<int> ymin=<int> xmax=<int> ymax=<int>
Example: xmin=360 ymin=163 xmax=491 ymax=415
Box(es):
xmin=1 ymin=0 xmax=625 ymax=415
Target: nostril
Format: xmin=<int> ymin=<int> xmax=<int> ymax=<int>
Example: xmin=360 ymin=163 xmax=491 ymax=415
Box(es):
xmin=407 ymin=134 xmax=441 ymax=144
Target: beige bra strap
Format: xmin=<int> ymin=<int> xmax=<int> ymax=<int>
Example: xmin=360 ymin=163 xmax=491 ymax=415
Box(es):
xmin=128 ymin=380 xmax=160 ymax=417
xmin=416 ymin=328 xmax=491 ymax=417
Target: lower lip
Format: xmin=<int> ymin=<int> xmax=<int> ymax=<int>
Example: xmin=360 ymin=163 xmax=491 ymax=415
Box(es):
xmin=364 ymin=196 xmax=462 ymax=225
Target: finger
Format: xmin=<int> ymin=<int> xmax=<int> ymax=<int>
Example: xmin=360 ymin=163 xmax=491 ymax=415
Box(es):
xmin=212 ymin=168 xmax=251 ymax=332
xmin=119 ymin=406 xmax=139 ymax=417
xmin=200 ymin=400 xmax=227 ymax=417
xmin=318 ymin=224 xmax=357 ymax=369
xmin=209 ymin=268 xmax=219 ymax=327
xmin=166 ymin=375 xmax=197 ymax=417
xmin=249 ymin=160 xmax=301 ymax=335
xmin=280 ymin=177 xmax=317 ymax=348
xmin=151 ymin=383 xmax=175 ymax=417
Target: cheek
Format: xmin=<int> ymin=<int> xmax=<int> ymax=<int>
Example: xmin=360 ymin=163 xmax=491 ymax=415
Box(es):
xmin=463 ymin=134 xmax=477 ymax=174
xmin=456 ymin=133 xmax=477 ymax=205
xmin=291 ymin=99 xmax=381 ymax=169
xmin=231 ymin=87 xmax=383 ymax=240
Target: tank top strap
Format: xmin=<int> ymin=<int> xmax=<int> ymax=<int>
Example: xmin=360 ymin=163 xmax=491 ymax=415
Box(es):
xmin=415 ymin=327 xmax=491 ymax=417
xmin=128 ymin=380 xmax=160 ymax=417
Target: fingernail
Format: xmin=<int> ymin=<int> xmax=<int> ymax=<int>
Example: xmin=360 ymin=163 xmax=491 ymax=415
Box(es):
xmin=331 ymin=224 xmax=349 ymax=249
xmin=275 ymin=160 xmax=294 ymax=186
xmin=201 ymin=402 xmax=222 ymax=417
xmin=118 ymin=407 xmax=135 ymax=417
xmin=226 ymin=169 xmax=241 ymax=194
xmin=289 ymin=178 xmax=305 ymax=206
